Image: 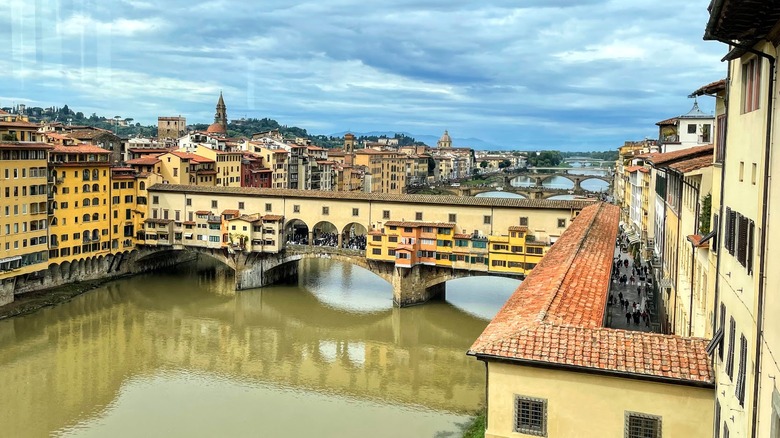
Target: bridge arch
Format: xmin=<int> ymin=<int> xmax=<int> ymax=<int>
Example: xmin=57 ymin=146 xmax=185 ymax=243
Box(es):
xmin=536 ymin=174 xmax=575 ymax=189
xmin=341 ymin=222 xmax=367 ymax=250
xmin=312 ymin=221 xmax=338 ymax=247
xmin=284 ymin=218 xmax=309 ymax=245
xmin=580 ymin=177 xmax=610 ymax=192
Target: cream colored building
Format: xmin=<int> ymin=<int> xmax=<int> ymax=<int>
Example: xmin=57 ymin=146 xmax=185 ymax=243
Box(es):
xmin=704 ymin=3 xmax=780 ymax=436
xmin=157 ymin=116 xmax=186 ymax=140
xmin=468 ymin=203 xmax=714 ymax=438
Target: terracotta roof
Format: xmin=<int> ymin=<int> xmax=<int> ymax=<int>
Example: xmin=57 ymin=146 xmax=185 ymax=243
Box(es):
xmin=126 ymin=156 xmax=161 ymax=165
xmin=468 ymin=203 xmax=714 ymax=387
xmin=262 ymin=214 xmax=284 ymax=221
xmin=385 ymin=221 xmax=455 ymax=228
xmin=645 ymin=144 xmax=714 ymax=167
xmin=148 ymin=184 xmax=596 ymax=210
xmin=368 ymin=230 xmax=384 ymax=235
xmin=221 ymin=209 xmax=240 ymax=216
xmin=454 ymin=233 xmax=472 ymax=239
xmin=687 ymin=234 xmax=710 ymax=248
xmin=195 ymin=210 xmax=212 ymax=215
xmin=183 ymin=221 xmax=196 ymax=225
xmin=128 ymin=148 xmax=168 ymax=153
xmin=689 ymin=79 xmax=727 ymax=97
xmin=0 ymin=120 xmax=40 ymax=128
xmin=508 ymin=226 xmax=528 ymax=232
xmin=51 ymin=144 xmax=111 ymax=154
xmin=0 ymin=141 xmax=53 ymax=150
xmin=655 ymin=117 xmax=679 ymax=126
xmin=668 ymin=155 xmax=713 ymax=174
xmin=169 ymin=151 xmax=214 ymax=163
xmin=145 ymin=218 xmax=172 ymax=225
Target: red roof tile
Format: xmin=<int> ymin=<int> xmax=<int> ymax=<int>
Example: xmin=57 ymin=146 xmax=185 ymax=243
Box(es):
xmin=469 ymin=203 xmax=714 ymax=386
xmin=126 ymin=156 xmax=161 ymax=165
xmin=262 ymin=214 xmax=284 ymax=221
xmin=385 ymin=221 xmax=455 ymax=228
xmin=668 ymin=155 xmax=713 ymax=173
xmin=221 ymin=209 xmax=240 ymax=216
xmin=51 ymin=143 xmax=111 ymax=154
xmin=690 ymin=79 xmax=727 ymax=97
xmin=645 ymin=144 xmax=714 ymax=167
xmin=0 ymin=141 xmax=53 ymax=150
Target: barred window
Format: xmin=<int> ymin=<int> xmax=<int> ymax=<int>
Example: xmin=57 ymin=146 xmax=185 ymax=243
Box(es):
xmin=514 ymin=395 xmax=546 ymax=436
xmin=625 ymin=412 xmax=661 ymax=438
xmin=520 ymin=216 xmax=528 ymax=226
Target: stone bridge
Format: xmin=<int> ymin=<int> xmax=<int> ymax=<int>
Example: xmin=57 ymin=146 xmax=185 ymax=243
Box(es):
xmin=134 ymin=244 xmax=525 ymax=307
xmin=504 ymin=171 xmax=611 ymax=192
xmin=460 ymin=185 xmax=588 ymax=199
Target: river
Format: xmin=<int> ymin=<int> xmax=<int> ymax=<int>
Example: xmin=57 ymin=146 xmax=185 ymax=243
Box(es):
xmin=0 ymin=258 xmax=520 ymax=438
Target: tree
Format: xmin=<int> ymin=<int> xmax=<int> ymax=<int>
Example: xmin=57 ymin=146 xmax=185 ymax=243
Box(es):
xmin=480 ymin=161 xmax=488 ymax=168
xmin=498 ymin=159 xmax=511 ymax=169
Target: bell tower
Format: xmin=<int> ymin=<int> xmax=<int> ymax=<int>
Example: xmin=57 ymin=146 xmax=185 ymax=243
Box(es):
xmin=214 ymin=91 xmax=227 ymax=131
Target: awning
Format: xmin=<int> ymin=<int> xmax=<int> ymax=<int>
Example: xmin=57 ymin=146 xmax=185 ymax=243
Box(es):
xmin=184 ymin=233 xmax=193 ymax=238
xmin=628 ymin=232 xmax=641 ymax=245
xmin=0 ymin=256 xmax=22 ymax=264
xmin=699 ymin=228 xmax=717 ymax=245
xmin=706 ymin=327 xmax=724 ymax=356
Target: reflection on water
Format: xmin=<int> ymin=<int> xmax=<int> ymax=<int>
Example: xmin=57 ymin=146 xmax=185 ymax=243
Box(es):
xmin=0 ymin=258 xmax=518 ymax=437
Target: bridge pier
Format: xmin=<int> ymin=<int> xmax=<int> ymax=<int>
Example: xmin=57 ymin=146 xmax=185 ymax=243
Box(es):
xmin=391 ymin=265 xmax=446 ymax=307
xmin=235 ymin=254 xmax=300 ymax=290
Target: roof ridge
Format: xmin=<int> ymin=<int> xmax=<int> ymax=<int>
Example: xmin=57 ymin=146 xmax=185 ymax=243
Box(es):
xmin=535 ymin=203 xmax=603 ymax=324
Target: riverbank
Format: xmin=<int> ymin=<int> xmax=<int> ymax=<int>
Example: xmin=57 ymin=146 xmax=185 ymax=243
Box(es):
xmin=461 ymin=409 xmax=486 ymax=437
xmin=0 ymin=277 xmax=121 ymax=321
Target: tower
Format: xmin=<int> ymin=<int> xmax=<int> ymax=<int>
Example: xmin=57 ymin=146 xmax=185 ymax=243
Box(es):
xmin=344 ymin=133 xmax=355 ymax=154
xmin=437 ymin=130 xmax=452 ymax=149
xmin=215 ymin=91 xmax=227 ymax=131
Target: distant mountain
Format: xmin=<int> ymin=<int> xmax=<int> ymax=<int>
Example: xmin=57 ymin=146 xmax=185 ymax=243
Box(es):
xmin=328 ymin=131 xmax=506 ymax=150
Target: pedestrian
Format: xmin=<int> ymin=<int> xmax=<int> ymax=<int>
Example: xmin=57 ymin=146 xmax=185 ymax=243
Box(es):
xmin=633 ymin=310 xmax=641 ymax=325
xmin=624 ymin=259 xmax=629 ymax=268
xmin=618 ymin=291 xmax=624 ymax=302
xmin=626 ymin=311 xmax=632 ymax=325
xmin=630 ymin=275 xmax=635 ymax=285
xmin=608 ymin=294 xmax=614 ymax=306
xmin=637 ymin=286 xmax=642 ymax=296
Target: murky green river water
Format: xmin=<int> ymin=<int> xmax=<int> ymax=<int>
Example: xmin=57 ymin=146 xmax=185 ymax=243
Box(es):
xmin=0 ymin=258 xmax=519 ymax=437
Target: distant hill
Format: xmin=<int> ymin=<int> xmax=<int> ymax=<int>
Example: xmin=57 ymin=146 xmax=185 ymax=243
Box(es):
xmin=329 ymin=131 xmax=505 ymax=150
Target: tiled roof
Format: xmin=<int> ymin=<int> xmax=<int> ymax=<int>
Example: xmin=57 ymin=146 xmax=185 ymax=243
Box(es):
xmin=148 ymin=184 xmax=596 ymax=210
xmin=454 ymin=233 xmax=472 ymax=239
xmin=655 ymin=117 xmax=679 ymax=126
xmin=508 ymin=226 xmax=528 ymax=232
xmin=0 ymin=120 xmax=40 ymax=128
xmin=689 ymin=79 xmax=727 ymax=97
xmin=262 ymin=214 xmax=284 ymax=221
xmin=385 ymin=221 xmax=455 ymax=228
xmin=668 ymin=155 xmax=713 ymax=174
xmin=687 ymin=234 xmax=710 ymax=248
xmin=468 ymin=203 xmax=714 ymax=387
xmin=169 ymin=151 xmax=214 ymax=163
xmin=145 ymin=218 xmax=172 ymax=225
xmin=0 ymin=141 xmax=53 ymax=150
xmin=195 ymin=210 xmax=212 ymax=215
xmin=126 ymin=156 xmax=161 ymax=165
xmin=645 ymin=144 xmax=714 ymax=167
xmin=51 ymin=144 xmax=111 ymax=154
xmin=221 ymin=209 xmax=240 ymax=216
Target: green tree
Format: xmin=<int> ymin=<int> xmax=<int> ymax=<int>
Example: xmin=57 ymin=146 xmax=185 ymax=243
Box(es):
xmin=480 ymin=161 xmax=488 ymax=168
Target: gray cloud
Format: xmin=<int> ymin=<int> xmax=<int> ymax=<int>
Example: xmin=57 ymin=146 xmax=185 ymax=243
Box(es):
xmin=0 ymin=0 xmax=725 ymax=150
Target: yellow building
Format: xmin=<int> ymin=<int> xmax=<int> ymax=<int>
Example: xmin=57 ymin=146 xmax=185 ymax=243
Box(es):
xmin=0 ymin=142 xmax=52 ymax=302
xmin=704 ymin=3 xmax=780 ymax=436
xmin=48 ymin=144 xmax=112 ymax=264
xmin=255 ymin=145 xmax=288 ymax=189
xmin=354 ymin=149 xmax=406 ymax=194
xmin=195 ymin=145 xmax=243 ymax=187
xmin=468 ymin=203 xmax=714 ymax=438
xmin=0 ymin=120 xmax=43 ymax=142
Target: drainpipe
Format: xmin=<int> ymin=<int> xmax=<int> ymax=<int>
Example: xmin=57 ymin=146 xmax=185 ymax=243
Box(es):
xmin=708 ymin=36 xmax=777 ymax=438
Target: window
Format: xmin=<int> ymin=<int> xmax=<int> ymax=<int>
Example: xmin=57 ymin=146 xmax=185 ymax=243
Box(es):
xmin=718 ymin=303 xmax=726 ymax=361
xmin=372 ymin=248 xmax=381 ymax=255
xmin=265 ymin=203 xmax=272 ymax=212
xmin=352 ymin=208 xmax=359 ymax=216
xmin=415 ymin=212 xmax=423 ymax=221
xmin=153 ymin=196 xmax=159 ymax=205
xmin=514 ymin=395 xmax=547 ymax=436
xmin=739 ymin=162 xmax=744 ymax=182
xmin=520 ymin=217 xmax=528 ymax=226
xmin=726 ymin=317 xmax=736 ymax=379
xmin=742 ymin=57 xmax=761 ymax=113
xmin=511 ymin=245 xmax=523 ymax=253
xmin=687 ymin=124 xmax=697 ymax=134
xmin=382 ymin=210 xmax=390 ymax=219
xmin=715 ymin=115 xmax=726 ymax=163
xmin=493 ymin=244 xmax=508 ymax=251
xmin=625 ymin=412 xmax=661 ymax=438
xmin=293 ymin=205 xmax=300 ymax=213
xmin=736 ymin=334 xmax=747 ymax=406
xmin=238 ymin=202 xmax=244 ymax=210
xmin=211 ymin=200 xmax=218 ymax=209
xmin=449 ymin=213 xmax=456 ymax=223
xmin=483 ymin=215 xmax=491 ymax=225
xmin=322 ymin=206 xmax=329 ymax=215
xmin=557 ymin=219 xmax=566 ymax=228
xmin=186 ymin=198 xmax=192 ymax=206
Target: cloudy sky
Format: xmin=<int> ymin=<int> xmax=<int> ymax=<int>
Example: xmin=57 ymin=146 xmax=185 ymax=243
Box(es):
xmin=1 ymin=0 xmax=728 ymax=150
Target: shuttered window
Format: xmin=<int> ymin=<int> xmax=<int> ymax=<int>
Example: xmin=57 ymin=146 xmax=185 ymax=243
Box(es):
xmin=718 ymin=303 xmax=726 ymax=361
xmin=712 ymin=214 xmax=719 ymax=253
xmin=747 ymin=220 xmax=755 ymax=274
xmin=737 ymin=214 xmax=748 ymax=266
xmin=724 ymin=207 xmax=734 ymax=254
xmin=735 ymin=335 xmax=747 ymax=406
xmin=726 ymin=317 xmax=736 ymax=379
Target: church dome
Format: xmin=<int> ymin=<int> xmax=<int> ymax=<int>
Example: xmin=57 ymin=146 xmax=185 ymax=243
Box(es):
xmin=439 ymin=130 xmax=451 ymax=142
xmin=207 ymin=122 xmax=226 ymax=134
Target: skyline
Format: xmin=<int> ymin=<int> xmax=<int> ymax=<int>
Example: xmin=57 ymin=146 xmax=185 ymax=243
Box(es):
xmin=2 ymin=0 xmax=726 ymax=150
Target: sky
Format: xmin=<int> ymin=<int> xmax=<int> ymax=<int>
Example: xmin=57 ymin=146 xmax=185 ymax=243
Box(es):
xmin=1 ymin=0 xmax=728 ymax=151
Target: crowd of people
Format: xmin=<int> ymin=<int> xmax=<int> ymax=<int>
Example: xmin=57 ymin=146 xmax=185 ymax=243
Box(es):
xmin=286 ymin=229 xmax=368 ymax=250
xmin=342 ymin=234 xmax=366 ymax=251
xmin=607 ymin=227 xmax=656 ymax=331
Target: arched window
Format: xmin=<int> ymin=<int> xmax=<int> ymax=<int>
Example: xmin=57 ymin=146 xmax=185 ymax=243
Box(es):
xmin=92 ymin=183 xmax=99 ymax=192
xmin=83 ymin=214 xmax=91 ymax=222
xmin=92 ymin=169 xmax=99 ymax=180
xmin=139 ymin=181 xmax=145 ymax=191
xmin=83 ymin=184 xmax=90 ymax=193
xmin=82 ymin=169 xmax=90 ymax=181
xmin=83 ymin=199 xmax=91 ymax=207
xmin=92 ymin=229 xmax=99 ymax=240
xmin=92 ymin=197 xmax=99 ymax=205
xmin=51 ymin=217 xmax=58 ymax=226
xmin=92 ymin=213 xmax=99 ymax=221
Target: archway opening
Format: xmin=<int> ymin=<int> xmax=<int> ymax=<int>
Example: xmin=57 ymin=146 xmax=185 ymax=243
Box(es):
xmin=341 ymin=223 xmax=367 ymax=250
xmin=538 ymin=175 xmax=574 ymax=190
xmin=284 ymin=219 xmax=309 ymax=245
xmin=439 ymin=276 xmax=523 ymax=320
xmin=312 ymin=221 xmax=338 ymax=247
xmin=580 ymin=177 xmax=610 ymax=192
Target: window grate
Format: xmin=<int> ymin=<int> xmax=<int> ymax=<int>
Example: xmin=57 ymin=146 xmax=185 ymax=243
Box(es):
xmin=514 ymin=396 xmax=546 ymax=436
xmin=625 ymin=412 xmax=661 ymax=438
